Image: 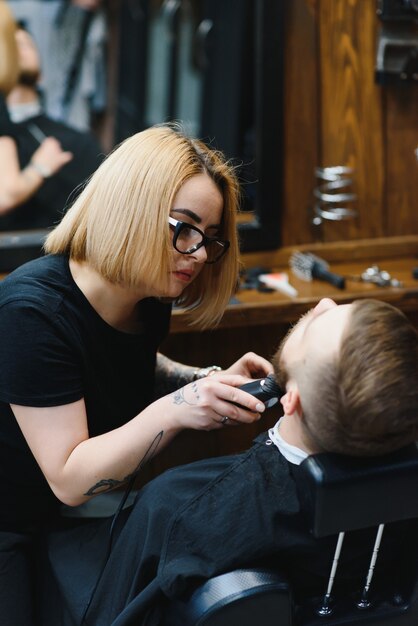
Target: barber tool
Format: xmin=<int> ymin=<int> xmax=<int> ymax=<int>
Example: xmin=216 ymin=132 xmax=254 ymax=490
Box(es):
xmin=290 ymin=251 xmax=346 ymax=290
xmin=258 ymin=272 xmax=298 ymax=298
xmin=351 ymin=265 xmax=403 ymax=288
xmin=238 ymin=374 xmax=282 ymax=409
xmin=240 ymin=267 xmax=275 ymax=293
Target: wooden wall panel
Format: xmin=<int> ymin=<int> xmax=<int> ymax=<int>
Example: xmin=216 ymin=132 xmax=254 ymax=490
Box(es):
xmin=384 ymin=86 xmax=418 ymax=236
xmin=318 ymin=0 xmax=385 ymax=242
xmin=281 ymin=0 xmax=319 ymax=246
xmin=281 ymin=0 xmax=417 ymax=248
xmin=161 ymin=322 xmax=290 ymax=372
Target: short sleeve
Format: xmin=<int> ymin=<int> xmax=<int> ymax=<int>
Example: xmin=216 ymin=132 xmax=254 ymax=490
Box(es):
xmin=0 ymin=299 xmax=84 ymax=407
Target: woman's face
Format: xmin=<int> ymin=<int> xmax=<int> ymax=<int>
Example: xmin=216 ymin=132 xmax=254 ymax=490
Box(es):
xmin=163 ymin=172 xmax=224 ymax=298
xmin=15 ymin=28 xmax=41 ymax=85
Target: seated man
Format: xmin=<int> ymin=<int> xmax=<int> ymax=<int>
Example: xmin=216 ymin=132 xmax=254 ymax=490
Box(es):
xmin=44 ymin=298 xmax=418 ymax=626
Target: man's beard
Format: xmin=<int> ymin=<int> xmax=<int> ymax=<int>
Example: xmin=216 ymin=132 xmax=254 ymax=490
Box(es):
xmin=272 ymin=334 xmax=290 ymax=392
xmin=18 ymin=68 xmax=40 ymax=88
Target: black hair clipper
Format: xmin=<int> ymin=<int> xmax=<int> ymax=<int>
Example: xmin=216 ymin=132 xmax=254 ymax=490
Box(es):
xmin=238 ymin=374 xmax=282 ymax=408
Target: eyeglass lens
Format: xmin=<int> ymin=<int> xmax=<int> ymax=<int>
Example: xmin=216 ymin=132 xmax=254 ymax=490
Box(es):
xmin=175 ymin=224 xmax=226 ymax=263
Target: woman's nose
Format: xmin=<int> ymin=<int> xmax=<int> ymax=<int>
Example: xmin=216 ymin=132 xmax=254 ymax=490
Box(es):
xmin=190 ymin=244 xmax=208 ymax=264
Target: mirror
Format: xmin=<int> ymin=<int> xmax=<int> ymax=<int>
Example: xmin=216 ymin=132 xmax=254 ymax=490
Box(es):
xmin=115 ymin=0 xmax=285 ymax=253
xmin=0 ymin=0 xmax=284 ymax=272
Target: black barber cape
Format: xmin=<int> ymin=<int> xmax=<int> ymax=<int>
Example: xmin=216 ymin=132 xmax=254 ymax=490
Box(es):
xmin=44 ymin=435 xmax=398 ymax=626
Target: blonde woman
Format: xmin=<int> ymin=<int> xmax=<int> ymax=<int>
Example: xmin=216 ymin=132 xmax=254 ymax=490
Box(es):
xmin=0 ymin=0 xmax=72 ymax=214
xmin=0 ymin=124 xmax=272 ymax=624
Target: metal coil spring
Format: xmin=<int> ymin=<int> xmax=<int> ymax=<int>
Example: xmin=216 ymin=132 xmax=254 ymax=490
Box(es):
xmin=312 ymin=166 xmax=357 ymax=225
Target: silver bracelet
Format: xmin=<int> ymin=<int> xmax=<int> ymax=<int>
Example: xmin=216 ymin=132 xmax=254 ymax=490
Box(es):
xmin=28 ymin=161 xmax=52 ymax=179
xmin=192 ymin=365 xmax=222 ymax=381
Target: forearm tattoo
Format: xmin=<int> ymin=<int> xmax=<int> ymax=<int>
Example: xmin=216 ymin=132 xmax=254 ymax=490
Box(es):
xmin=154 ymin=352 xmax=197 ymax=398
xmin=83 ymin=431 xmax=163 ymax=497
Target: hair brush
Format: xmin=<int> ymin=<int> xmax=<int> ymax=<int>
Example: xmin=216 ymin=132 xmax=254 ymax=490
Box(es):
xmin=289 ymin=251 xmax=345 ymax=290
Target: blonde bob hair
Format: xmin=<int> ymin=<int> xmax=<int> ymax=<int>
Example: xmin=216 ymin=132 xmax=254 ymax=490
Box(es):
xmin=0 ymin=1 xmax=19 ymax=95
xmin=45 ymin=124 xmax=241 ymax=328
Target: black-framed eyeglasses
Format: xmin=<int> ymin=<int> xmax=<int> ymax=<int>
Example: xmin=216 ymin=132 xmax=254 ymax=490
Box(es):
xmin=168 ymin=217 xmax=230 ymax=264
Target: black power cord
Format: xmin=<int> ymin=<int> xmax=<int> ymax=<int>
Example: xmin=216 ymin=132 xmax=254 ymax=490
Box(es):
xmin=80 ymin=432 xmax=163 ymax=624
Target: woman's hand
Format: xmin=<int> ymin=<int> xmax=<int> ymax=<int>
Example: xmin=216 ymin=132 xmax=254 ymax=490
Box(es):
xmin=0 ymin=136 xmax=73 ymax=213
xmin=31 ymin=137 xmax=73 ymax=176
xmin=222 ymin=351 xmax=274 ymax=379
xmin=160 ymin=373 xmax=268 ymax=432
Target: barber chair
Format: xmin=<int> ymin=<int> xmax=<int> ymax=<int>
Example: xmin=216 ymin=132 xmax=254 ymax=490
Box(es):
xmin=164 ymin=444 xmax=418 ymax=626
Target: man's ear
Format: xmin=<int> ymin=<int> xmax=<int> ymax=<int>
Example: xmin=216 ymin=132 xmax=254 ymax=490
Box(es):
xmin=280 ymin=383 xmax=302 ymax=417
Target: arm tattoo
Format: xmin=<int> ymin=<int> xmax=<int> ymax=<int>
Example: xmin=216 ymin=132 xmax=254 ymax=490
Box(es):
xmin=172 ymin=382 xmax=200 ymax=406
xmin=154 ymin=352 xmax=197 ymax=398
xmin=83 ymin=431 xmax=163 ymax=497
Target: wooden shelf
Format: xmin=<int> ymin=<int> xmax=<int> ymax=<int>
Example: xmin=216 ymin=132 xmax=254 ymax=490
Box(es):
xmin=171 ymin=237 xmax=418 ymax=333
xmin=1 ymin=236 xmax=417 ymax=335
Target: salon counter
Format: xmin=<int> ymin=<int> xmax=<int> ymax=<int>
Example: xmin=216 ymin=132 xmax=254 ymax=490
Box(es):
xmin=170 ymin=235 xmax=418 ymax=334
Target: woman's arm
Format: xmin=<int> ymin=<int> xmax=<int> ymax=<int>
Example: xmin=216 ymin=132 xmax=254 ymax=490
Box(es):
xmin=0 ymin=135 xmax=73 ymax=213
xmin=154 ymin=352 xmax=197 ymax=397
xmin=155 ymin=350 xmax=274 ymax=397
xmin=11 ymin=373 xmax=268 ymax=507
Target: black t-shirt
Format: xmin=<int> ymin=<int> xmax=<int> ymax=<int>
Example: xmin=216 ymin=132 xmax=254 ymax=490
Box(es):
xmin=0 ymin=94 xmax=14 ymax=137
xmin=0 ymin=113 xmax=104 ymax=230
xmin=0 ymin=254 xmax=171 ymax=526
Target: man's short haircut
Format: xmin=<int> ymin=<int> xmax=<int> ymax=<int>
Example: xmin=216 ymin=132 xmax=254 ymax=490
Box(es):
xmin=276 ymin=299 xmax=418 ymax=456
xmin=45 ymin=124 xmax=241 ymax=328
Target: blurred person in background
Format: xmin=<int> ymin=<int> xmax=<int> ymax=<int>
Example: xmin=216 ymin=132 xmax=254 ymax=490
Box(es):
xmin=0 ymin=1 xmax=73 ymax=225
xmin=2 ymin=19 xmax=104 ymax=230
xmin=7 ymin=0 xmax=106 ymax=131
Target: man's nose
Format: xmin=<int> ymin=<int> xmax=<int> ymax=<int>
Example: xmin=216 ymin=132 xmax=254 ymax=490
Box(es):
xmin=312 ymin=297 xmax=337 ymax=317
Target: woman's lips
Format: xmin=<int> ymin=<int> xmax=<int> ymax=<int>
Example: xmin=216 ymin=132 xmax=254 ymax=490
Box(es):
xmin=173 ymin=269 xmax=193 ymax=282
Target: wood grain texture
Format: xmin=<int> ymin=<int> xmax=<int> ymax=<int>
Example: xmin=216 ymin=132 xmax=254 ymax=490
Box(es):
xmin=280 ymin=0 xmax=417 ymax=248
xmin=241 ymin=234 xmax=418 ymax=266
xmin=281 ymin=0 xmax=319 ymax=246
xmin=317 ymin=0 xmax=384 ymax=242
xmin=384 ymin=85 xmax=418 ymax=236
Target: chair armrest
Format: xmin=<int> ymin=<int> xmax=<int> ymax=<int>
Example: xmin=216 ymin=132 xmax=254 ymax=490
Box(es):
xmin=164 ymin=567 xmax=292 ymax=626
